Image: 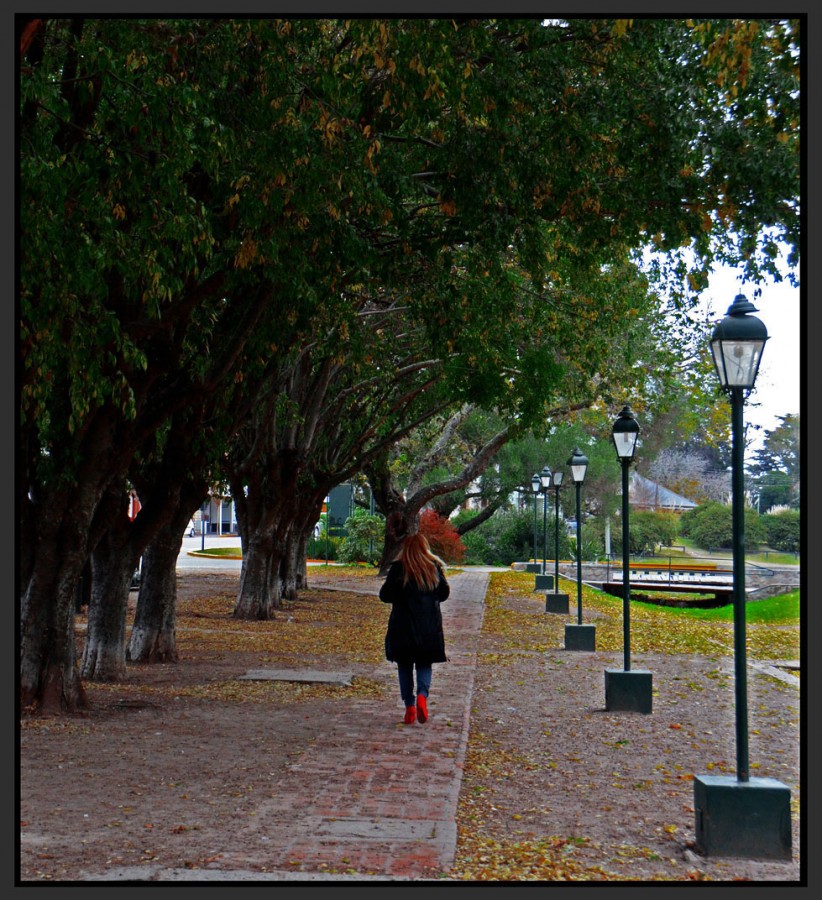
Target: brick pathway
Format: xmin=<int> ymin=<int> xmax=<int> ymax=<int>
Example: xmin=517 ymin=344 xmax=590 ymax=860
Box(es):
xmin=101 ymin=571 xmax=488 ymax=882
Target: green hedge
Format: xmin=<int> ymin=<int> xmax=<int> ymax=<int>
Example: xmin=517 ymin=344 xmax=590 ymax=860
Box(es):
xmin=679 ymin=501 xmax=767 ymax=550
xmin=763 ymin=509 xmax=800 ymax=553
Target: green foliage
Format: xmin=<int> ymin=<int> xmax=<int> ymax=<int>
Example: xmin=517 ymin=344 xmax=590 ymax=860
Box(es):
xmin=751 ymin=414 xmax=800 ymax=480
xmin=306 ymin=534 xmax=340 ymax=561
xmin=608 ymin=510 xmax=680 ymax=555
xmin=460 ymin=530 xmax=493 ymax=566
xmin=679 ymin=501 xmax=767 ymax=550
xmin=459 ymin=507 xmax=572 ymax=567
xmin=753 ymin=470 xmax=795 ymax=512
xmin=763 ymin=508 xmax=800 ymax=553
xmin=749 ymin=414 xmax=800 ymax=511
xmin=567 ymin=526 xmax=606 ymax=563
xmin=21 ymin=18 xmax=801 ymax=475
xmin=337 ymin=513 xmax=385 ymax=565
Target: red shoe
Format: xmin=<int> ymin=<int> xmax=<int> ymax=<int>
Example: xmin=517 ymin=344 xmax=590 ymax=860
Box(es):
xmin=416 ymin=695 xmax=428 ymax=723
xmin=404 ymin=705 xmax=417 ymax=725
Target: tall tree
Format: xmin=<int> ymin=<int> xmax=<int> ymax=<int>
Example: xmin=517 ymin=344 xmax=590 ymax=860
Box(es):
xmin=20 ymin=19 xmax=330 ymax=708
xmin=20 ymin=17 xmax=801 ymax=710
xmin=749 ymin=414 xmax=800 ymax=510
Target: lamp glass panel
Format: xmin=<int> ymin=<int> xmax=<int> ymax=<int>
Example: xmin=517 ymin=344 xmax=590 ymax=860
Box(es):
xmin=613 ymin=431 xmax=637 ymax=459
xmin=710 ymin=338 xmax=765 ymax=389
xmin=570 ymin=463 xmax=587 ymax=483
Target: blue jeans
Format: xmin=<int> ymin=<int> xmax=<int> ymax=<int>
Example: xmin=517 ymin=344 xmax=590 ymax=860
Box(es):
xmin=397 ymin=662 xmax=432 ymax=707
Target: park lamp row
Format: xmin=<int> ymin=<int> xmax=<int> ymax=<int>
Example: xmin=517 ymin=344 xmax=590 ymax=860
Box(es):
xmin=529 ymin=449 xmax=588 ymax=618
xmin=607 ymin=296 xmax=788 ymax=861
xmin=531 ymin=449 xmax=588 ymax=495
xmin=531 ymin=295 xmax=790 ymax=861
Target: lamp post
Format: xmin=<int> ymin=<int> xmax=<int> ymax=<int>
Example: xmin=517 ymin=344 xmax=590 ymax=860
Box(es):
xmin=604 ymin=406 xmax=652 ymax=713
xmin=535 ymin=467 xmax=554 ymax=591
xmin=545 ymin=467 xmax=570 ymax=614
xmin=552 ymin=469 xmax=564 ymax=591
xmin=527 ymin=474 xmax=542 ymax=573
xmin=693 ymin=294 xmax=791 ymax=860
xmin=563 ymin=450 xmax=594 ymax=648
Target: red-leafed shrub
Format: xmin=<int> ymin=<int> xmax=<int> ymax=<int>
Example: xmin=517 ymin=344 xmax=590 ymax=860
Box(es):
xmin=419 ymin=509 xmax=466 ymax=565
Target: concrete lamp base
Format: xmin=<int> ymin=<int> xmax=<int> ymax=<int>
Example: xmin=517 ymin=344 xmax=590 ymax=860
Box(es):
xmin=604 ymin=668 xmax=653 ymax=714
xmin=693 ymin=774 xmax=792 ymax=860
xmin=534 ymin=574 xmax=554 ymax=591
xmin=564 ymin=623 xmax=596 ymax=651
xmin=545 ymin=592 xmax=569 ymax=614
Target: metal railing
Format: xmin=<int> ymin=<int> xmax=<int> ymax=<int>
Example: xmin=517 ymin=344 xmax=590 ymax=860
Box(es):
xmin=602 ymin=554 xmax=775 ymax=583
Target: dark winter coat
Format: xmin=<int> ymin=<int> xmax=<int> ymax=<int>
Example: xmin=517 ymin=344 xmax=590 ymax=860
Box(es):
xmin=379 ymin=560 xmax=449 ymax=665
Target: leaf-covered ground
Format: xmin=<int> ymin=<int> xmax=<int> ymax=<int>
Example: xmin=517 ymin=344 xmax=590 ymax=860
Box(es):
xmin=449 ymin=571 xmax=800 ymax=882
xmin=20 ymin=567 xmax=800 ymax=882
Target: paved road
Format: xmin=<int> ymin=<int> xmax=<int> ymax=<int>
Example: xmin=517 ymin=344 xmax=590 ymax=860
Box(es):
xmin=174 ymin=534 xmax=243 ymax=571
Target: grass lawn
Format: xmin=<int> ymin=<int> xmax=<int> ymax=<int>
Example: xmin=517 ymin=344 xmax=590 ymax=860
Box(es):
xmin=669 ymin=538 xmax=799 ymax=567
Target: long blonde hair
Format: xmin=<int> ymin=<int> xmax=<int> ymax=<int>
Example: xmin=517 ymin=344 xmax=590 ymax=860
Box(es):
xmin=399 ymin=532 xmax=446 ymax=591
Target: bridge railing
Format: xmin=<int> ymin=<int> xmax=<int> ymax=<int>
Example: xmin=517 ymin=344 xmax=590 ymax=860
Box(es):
xmin=602 ymin=554 xmax=774 ymax=583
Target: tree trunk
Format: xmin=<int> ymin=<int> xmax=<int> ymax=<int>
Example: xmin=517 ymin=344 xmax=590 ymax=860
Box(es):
xmin=78 ymin=482 xmax=140 ymax=681
xmin=280 ymin=527 xmax=301 ymax=602
xmin=20 ymin=532 xmax=89 ymax=713
xmin=127 ymin=524 xmax=183 ymax=663
xmin=293 ymin=529 xmax=310 ymax=592
xmin=74 ymin=559 xmax=92 ymax=613
xmin=230 ymin=449 xmax=305 ymax=619
xmin=20 ymin=438 xmax=124 ymax=711
xmin=377 ymin=504 xmax=419 ymax=575
xmin=127 ymin=477 xmax=208 ymax=663
xmin=80 ymin=529 xmax=138 ymax=681
xmin=365 ymin=451 xmax=413 ymax=575
xmin=236 ymin=528 xmax=280 ymax=619
xmin=283 ymin=486 xmax=327 ymax=594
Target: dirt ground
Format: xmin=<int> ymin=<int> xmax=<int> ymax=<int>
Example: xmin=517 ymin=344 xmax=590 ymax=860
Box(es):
xmin=18 ymin=570 xmax=803 ymax=884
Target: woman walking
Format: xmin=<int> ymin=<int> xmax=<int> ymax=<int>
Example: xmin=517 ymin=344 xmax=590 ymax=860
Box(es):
xmin=379 ymin=530 xmax=450 ymax=725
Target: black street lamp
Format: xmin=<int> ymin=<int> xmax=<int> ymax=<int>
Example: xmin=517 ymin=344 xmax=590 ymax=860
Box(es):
xmin=545 ymin=467 xmax=570 ymax=614
xmin=535 ymin=467 xmax=554 ymax=591
xmin=552 ymin=468 xmax=564 ymax=591
xmin=693 ymin=294 xmax=791 ymax=860
xmin=604 ymin=406 xmax=652 ymax=713
xmin=564 ymin=449 xmax=594 ymax=648
xmin=527 ymin=473 xmax=541 ymax=574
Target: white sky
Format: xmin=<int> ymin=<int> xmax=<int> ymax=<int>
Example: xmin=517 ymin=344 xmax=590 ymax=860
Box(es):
xmin=697 ymin=265 xmax=802 ymax=449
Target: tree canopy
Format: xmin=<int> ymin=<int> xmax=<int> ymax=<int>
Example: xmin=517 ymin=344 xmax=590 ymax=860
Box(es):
xmin=19 ymin=16 xmax=801 ymax=710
